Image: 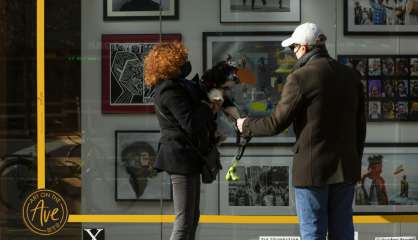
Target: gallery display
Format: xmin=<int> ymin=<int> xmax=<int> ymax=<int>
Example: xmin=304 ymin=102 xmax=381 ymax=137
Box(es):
xmin=102 ymin=34 xmax=181 ymax=113
xmin=115 ymin=131 xmax=171 ymax=201
xmin=96 ymin=0 xmax=418 ymax=219
xmin=203 ymin=31 xmax=297 ymax=143
xmin=338 ymin=55 xmax=418 ymax=121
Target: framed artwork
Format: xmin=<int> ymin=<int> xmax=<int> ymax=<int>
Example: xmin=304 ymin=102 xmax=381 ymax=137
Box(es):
xmin=338 ymin=55 xmax=418 ymax=121
xmin=354 ymin=145 xmax=418 ymax=214
xmin=103 ymin=0 xmax=178 ymax=20
xmin=411 ymin=58 xmax=418 ymax=76
xmin=344 ymin=0 xmax=418 ymax=35
xmin=203 ymin=32 xmax=297 ymax=144
xmin=220 ymin=0 xmax=300 ymax=23
xmin=115 ymin=130 xmax=172 ymax=201
xmin=102 ymin=34 xmax=181 ymax=113
xmin=219 ymin=155 xmax=294 ymax=215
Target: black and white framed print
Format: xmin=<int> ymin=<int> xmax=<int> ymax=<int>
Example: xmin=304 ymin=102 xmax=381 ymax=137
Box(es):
xmin=220 ymin=0 xmax=300 ymax=23
xmin=104 ymin=0 xmax=178 ymax=20
xmin=102 ymin=34 xmax=181 ymax=113
xmin=115 ymin=130 xmax=171 ymax=201
xmin=219 ymin=154 xmax=294 ymax=215
xmin=344 ymin=0 xmax=418 ymax=35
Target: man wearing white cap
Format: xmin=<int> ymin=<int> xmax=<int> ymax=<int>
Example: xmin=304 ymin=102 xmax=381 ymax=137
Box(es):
xmin=237 ymin=23 xmax=366 ymax=240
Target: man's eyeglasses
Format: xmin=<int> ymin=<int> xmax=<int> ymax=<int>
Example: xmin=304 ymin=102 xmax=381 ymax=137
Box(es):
xmin=289 ymin=44 xmax=300 ymax=51
xmin=289 ymin=44 xmax=312 ymax=52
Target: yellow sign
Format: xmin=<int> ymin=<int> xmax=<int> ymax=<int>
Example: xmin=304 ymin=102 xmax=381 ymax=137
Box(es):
xmin=22 ymin=189 xmax=69 ymax=236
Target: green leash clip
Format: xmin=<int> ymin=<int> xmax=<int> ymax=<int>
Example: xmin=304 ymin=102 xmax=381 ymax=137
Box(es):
xmin=225 ymin=158 xmax=240 ymax=181
xmin=225 ymin=136 xmax=251 ymax=181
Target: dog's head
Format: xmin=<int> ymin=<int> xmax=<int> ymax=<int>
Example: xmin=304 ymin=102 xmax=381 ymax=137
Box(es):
xmin=201 ymin=61 xmax=239 ymax=90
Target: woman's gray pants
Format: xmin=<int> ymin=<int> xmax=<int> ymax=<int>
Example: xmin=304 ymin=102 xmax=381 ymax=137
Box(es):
xmin=170 ymin=174 xmax=201 ymax=240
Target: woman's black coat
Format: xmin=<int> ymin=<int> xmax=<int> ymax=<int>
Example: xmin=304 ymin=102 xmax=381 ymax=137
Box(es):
xmin=153 ymin=78 xmax=216 ymax=174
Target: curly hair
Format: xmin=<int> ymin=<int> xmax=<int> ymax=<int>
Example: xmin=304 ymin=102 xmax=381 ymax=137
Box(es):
xmin=144 ymin=41 xmax=188 ymax=86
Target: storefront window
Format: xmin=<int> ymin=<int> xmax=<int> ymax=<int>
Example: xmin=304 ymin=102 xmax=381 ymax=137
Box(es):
xmin=0 ymin=0 xmax=418 ymax=239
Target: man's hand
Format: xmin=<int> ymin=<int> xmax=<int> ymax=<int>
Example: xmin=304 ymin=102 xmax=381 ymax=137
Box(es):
xmin=236 ymin=118 xmax=247 ymax=133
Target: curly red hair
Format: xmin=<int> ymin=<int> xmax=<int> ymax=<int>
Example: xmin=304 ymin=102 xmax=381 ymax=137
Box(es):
xmin=144 ymin=41 xmax=188 ymax=86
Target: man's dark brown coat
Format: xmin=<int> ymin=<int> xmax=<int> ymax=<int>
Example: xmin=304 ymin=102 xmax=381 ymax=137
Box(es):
xmin=242 ymin=51 xmax=366 ymax=187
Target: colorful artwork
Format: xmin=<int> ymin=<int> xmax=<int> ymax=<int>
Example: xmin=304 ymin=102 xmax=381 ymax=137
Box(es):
xmin=338 ymin=54 xmax=418 ymax=121
xmin=204 ymin=32 xmax=297 ymax=143
xmin=355 ymin=148 xmax=418 ymax=213
xmin=345 ymin=0 xmax=418 ymax=35
xmin=369 ymin=79 xmax=382 ymax=97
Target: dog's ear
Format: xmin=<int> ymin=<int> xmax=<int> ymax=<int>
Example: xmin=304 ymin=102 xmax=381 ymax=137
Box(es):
xmin=218 ymin=61 xmax=238 ymax=77
xmin=201 ymin=68 xmax=216 ymax=89
xmin=225 ymin=65 xmax=235 ymax=74
xmin=215 ymin=61 xmax=228 ymax=73
xmin=191 ymin=73 xmax=200 ymax=84
xmin=215 ymin=61 xmax=230 ymax=84
xmin=202 ymin=60 xmax=237 ymax=89
xmin=215 ymin=68 xmax=228 ymax=86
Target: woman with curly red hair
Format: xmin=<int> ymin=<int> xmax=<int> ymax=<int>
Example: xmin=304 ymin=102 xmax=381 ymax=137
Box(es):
xmin=144 ymin=42 xmax=219 ymax=240
xmin=144 ymin=42 xmax=189 ymax=87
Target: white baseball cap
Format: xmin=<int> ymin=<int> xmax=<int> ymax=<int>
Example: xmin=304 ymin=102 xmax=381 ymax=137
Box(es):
xmin=282 ymin=22 xmax=325 ymax=47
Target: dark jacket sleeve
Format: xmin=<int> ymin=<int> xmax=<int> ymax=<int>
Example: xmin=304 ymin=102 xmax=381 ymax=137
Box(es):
xmin=242 ymin=73 xmax=303 ymax=137
xmin=357 ymin=80 xmax=367 ymax=158
xmin=160 ymin=84 xmax=213 ymax=140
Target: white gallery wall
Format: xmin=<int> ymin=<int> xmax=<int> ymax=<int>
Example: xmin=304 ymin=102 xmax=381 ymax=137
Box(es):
xmin=81 ymin=0 xmax=418 ymax=239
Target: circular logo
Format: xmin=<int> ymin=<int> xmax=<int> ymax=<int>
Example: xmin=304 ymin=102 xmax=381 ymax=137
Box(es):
xmin=22 ymin=189 xmax=69 ymax=236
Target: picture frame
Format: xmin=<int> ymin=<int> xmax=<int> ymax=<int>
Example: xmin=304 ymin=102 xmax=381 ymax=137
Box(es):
xmin=103 ymin=0 xmax=179 ymax=20
xmin=219 ymin=145 xmax=418 ymax=215
xmin=203 ymin=31 xmax=296 ymax=144
xmin=338 ymin=54 xmax=418 ymax=122
xmin=354 ymin=145 xmax=418 ymax=214
xmin=115 ymin=130 xmax=172 ymax=201
xmin=344 ymin=0 xmax=418 ymax=35
xmin=219 ymin=154 xmax=294 ymax=215
xmin=102 ymin=34 xmax=181 ymax=113
xmin=220 ymin=0 xmax=300 ymax=23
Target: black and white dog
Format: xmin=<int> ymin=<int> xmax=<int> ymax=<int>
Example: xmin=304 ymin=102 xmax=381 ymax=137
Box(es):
xmin=199 ymin=60 xmax=241 ymax=121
